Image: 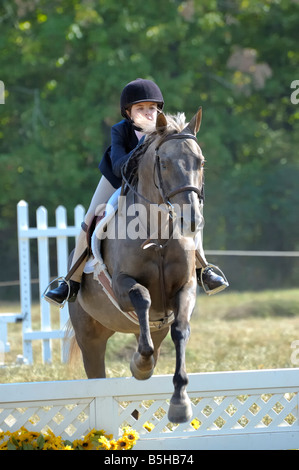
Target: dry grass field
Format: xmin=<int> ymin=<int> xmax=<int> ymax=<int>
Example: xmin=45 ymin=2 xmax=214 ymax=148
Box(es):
xmin=1 ymin=288 xmax=299 ymax=383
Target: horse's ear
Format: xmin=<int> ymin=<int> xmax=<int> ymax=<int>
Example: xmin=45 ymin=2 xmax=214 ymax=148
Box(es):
xmin=186 ymin=107 xmax=202 ymax=135
xmin=156 ymin=112 xmax=167 ymax=134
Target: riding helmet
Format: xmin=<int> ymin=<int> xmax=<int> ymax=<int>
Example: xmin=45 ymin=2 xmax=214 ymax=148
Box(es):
xmin=120 ymin=78 xmax=164 ymax=118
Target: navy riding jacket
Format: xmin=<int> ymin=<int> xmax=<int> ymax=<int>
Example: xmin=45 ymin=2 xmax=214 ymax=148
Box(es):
xmin=99 ymin=119 xmax=139 ymax=189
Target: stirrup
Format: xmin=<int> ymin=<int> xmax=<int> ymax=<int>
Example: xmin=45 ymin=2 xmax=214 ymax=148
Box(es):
xmin=200 ymin=264 xmax=228 ymax=296
xmin=42 ymin=276 xmax=71 ymax=308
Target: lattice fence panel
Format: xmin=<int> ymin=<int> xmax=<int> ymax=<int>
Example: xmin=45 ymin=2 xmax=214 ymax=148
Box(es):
xmin=116 ymin=391 xmax=298 ymax=438
xmin=0 ymin=399 xmax=93 ymax=441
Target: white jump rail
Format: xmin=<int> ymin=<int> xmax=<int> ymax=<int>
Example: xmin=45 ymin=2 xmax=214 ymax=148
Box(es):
xmin=0 ymin=369 xmax=298 ymax=450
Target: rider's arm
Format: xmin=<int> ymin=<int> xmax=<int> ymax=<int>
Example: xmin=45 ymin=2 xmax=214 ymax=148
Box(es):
xmin=110 ymin=125 xmax=135 ymax=178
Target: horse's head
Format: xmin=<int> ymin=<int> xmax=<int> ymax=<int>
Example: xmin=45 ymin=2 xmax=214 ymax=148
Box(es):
xmin=138 ymin=108 xmax=205 ymax=239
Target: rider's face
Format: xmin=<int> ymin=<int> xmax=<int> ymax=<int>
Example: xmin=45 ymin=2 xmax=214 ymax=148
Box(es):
xmin=127 ymin=102 xmax=158 ymax=126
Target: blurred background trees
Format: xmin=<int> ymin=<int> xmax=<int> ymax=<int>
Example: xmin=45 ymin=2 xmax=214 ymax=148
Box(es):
xmin=1 ymin=0 xmax=298 ymax=294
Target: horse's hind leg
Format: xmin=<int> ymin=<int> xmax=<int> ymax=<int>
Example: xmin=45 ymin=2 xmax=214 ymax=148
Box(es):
xmin=69 ymin=300 xmax=115 ymax=378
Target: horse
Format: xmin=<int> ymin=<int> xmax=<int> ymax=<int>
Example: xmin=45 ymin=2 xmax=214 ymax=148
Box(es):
xmin=68 ymin=108 xmax=205 ymax=423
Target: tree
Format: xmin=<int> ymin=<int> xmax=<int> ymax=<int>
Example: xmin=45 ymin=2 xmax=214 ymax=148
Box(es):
xmin=1 ymin=0 xmax=298 ymax=291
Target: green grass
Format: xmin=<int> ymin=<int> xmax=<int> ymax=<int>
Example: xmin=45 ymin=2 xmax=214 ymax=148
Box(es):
xmin=1 ymin=288 xmax=299 ymax=383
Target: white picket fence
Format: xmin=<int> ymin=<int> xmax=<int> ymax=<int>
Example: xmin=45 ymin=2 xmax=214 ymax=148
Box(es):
xmin=0 ymin=200 xmax=85 ymax=364
xmin=0 ymin=368 xmax=298 ymax=450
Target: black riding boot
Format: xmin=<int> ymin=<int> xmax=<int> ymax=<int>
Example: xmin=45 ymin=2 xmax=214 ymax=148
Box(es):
xmin=44 ymin=280 xmax=80 ymax=305
xmin=196 ymin=267 xmax=229 ymax=295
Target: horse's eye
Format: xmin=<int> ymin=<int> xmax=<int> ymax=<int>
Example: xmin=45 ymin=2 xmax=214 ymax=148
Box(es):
xmin=161 ymin=161 xmax=167 ymax=170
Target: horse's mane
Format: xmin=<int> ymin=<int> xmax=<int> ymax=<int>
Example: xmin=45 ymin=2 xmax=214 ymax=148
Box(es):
xmin=158 ymin=112 xmax=187 ymax=134
xmin=122 ymin=113 xmax=187 ymax=186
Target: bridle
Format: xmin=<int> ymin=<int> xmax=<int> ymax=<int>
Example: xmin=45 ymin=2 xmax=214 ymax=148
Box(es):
xmin=154 ymin=132 xmax=203 ymax=209
xmin=121 ymin=132 xmax=204 ymax=214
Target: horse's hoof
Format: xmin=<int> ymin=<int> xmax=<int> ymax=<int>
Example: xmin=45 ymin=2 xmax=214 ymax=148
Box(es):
xmin=168 ymin=397 xmax=193 ymax=423
xmin=130 ymin=352 xmax=155 ymax=380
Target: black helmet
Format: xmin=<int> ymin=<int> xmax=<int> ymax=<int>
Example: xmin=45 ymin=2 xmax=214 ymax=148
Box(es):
xmin=120 ymin=78 xmax=164 ymax=118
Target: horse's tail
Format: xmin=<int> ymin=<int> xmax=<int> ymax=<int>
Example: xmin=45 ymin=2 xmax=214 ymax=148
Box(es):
xmin=63 ymin=319 xmax=81 ymax=367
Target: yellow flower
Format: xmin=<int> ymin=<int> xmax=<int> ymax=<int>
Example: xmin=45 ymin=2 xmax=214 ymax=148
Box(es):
xmin=109 ymin=439 xmax=118 ymax=450
xmin=40 ymin=430 xmax=65 ymax=450
xmin=83 ymin=429 xmax=96 ymax=440
xmin=122 ymin=428 xmax=139 ymax=446
xmin=72 ymin=439 xmax=83 ymax=449
xmin=0 ymin=426 xmax=139 ymax=451
xmin=97 ymin=436 xmax=111 ymax=450
xmin=81 ymin=439 xmax=94 ymax=450
xmin=116 ymin=436 xmax=131 ymax=450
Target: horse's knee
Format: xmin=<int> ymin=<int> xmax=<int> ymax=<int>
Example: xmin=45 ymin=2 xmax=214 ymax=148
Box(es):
xmin=129 ymin=284 xmax=151 ymax=311
xmin=171 ymin=321 xmax=190 ymax=345
xmin=113 ymin=273 xmax=151 ymax=312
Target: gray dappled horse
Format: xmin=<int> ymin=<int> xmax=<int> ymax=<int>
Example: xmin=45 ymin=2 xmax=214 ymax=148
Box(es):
xmin=68 ymin=109 xmax=205 ymax=423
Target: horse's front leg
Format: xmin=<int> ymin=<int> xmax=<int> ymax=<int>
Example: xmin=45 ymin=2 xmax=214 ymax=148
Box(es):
xmin=112 ymin=272 xmax=155 ymax=380
xmin=168 ymin=280 xmax=196 ymax=423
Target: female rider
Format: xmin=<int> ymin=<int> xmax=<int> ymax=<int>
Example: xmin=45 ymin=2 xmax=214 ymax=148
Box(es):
xmin=44 ymin=78 xmax=228 ymax=305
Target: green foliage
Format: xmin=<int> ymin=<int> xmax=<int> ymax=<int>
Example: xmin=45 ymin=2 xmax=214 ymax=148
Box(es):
xmin=0 ymin=0 xmax=298 ymax=288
